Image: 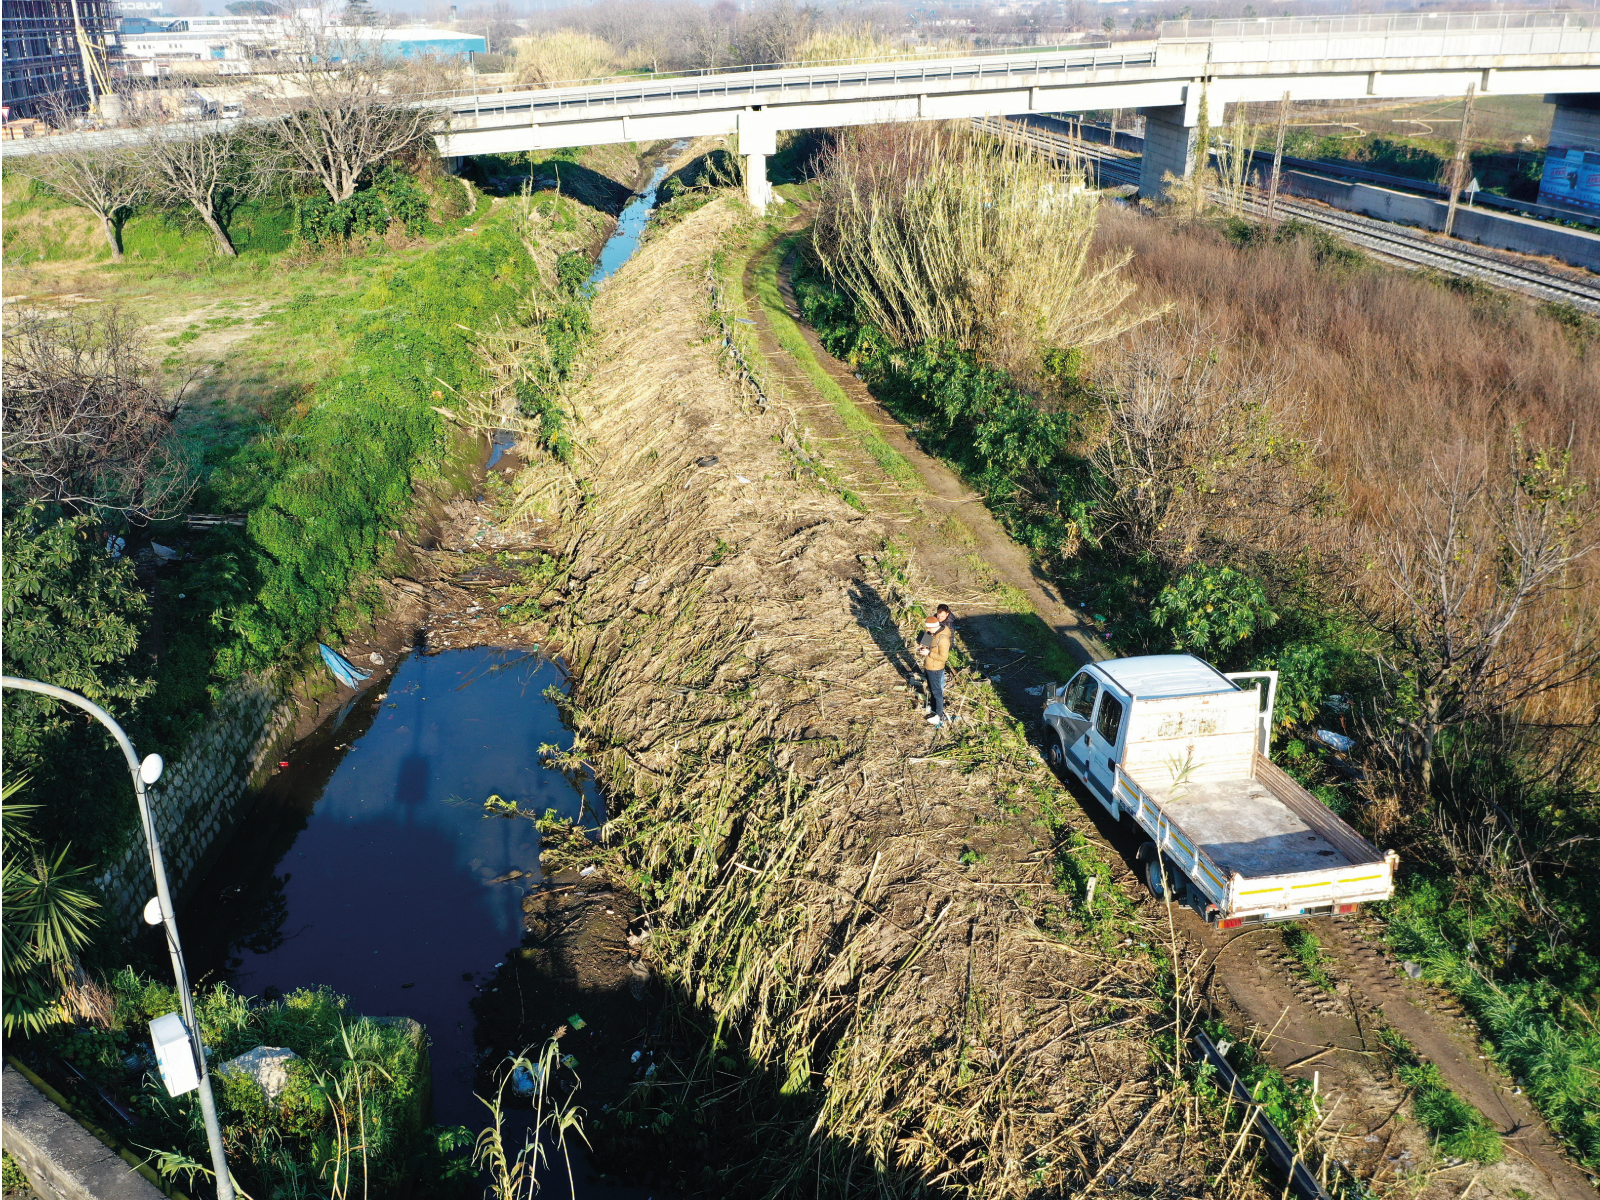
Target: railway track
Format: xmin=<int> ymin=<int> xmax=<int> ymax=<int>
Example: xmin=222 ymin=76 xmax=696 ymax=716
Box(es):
xmin=973 ymin=116 xmax=1600 ymax=315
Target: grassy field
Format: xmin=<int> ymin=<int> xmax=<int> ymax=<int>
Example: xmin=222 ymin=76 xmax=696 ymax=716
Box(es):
xmin=1 ymin=157 xmax=615 ymax=863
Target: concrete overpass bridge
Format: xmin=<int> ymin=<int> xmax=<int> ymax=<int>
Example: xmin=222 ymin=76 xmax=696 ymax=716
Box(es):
xmin=436 ymin=10 xmax=1600 ymax=211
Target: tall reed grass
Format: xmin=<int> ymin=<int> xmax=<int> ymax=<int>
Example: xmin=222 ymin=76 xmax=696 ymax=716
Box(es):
xmin=812 ymin=123 xmax=1152 ymax=385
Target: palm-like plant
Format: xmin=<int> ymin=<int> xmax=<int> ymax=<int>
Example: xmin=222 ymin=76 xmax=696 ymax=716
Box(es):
xmin=2 ymin=777 xmax=101 ymax=1035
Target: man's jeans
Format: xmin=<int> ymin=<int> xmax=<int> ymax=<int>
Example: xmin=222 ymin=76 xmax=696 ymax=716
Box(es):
xmin=926 ymin=668 xmax=945 ymax=720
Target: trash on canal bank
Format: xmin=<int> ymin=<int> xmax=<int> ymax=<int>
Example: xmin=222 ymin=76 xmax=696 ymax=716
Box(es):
xmin=319 ymin=643 xmax=372 ymax=688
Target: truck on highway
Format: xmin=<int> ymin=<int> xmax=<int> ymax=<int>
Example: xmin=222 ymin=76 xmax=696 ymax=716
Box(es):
xmin=1043 ymin=654 xmax=1396 ymax=928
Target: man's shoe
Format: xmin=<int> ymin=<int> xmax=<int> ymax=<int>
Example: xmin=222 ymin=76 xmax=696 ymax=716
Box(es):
xmin=926 ymin=715 xmax=942 ymax=726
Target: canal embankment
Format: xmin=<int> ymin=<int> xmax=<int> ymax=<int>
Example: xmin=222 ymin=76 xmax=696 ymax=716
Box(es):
xmin=487 ymin=194 xmax=1214 ymax=1198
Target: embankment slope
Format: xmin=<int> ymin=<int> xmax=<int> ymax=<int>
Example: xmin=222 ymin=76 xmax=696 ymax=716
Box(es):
xmin=519 ymin=199 xmax=1208 ymax=1196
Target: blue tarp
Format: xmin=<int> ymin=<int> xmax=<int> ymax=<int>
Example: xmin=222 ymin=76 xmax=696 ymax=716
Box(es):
xmin=319 ymin=644 xmax=372 ymax=689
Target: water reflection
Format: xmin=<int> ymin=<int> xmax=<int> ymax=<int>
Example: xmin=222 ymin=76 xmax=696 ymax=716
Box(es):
xmin=180 ymin=648 xmax=598 ymax=1126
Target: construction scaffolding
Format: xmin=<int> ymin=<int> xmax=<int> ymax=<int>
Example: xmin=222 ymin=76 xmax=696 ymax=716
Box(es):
xmin=2 ymin=0 xmax=118 ymax=120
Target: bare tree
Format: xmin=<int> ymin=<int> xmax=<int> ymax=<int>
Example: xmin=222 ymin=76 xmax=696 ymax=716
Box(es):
xmin=1 ymin=308 xmax=194 ymax=522
xmin=21 ymin=100 xmax=149 ymax=262
xmin=256 ymin=32 xmax=448 ymax=204
xmin=140 ymin=121 xmax=259 ymax=256
xmin=18 ymin=145 xmax=148 ymax=263
xmin=734 ymin=0 xmax=818 ymax=64
xmin=1356 ymin=441 xmax=1600 ymax=795
xmin=1090 ymin=320 xmax=1340 ymax=570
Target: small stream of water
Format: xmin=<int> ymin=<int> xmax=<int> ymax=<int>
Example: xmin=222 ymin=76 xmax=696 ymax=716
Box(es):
xmin=587 ymin=143 xmax=687 ymax=287
xmin=182 ymin=650 xmax=598 ymax=1126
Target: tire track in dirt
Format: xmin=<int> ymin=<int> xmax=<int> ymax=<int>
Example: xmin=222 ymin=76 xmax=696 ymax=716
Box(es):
xmin=739 ymin=220 xmax=1598 ymax=1200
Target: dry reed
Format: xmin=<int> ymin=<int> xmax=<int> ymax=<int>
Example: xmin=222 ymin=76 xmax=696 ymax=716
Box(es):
xmin=812 ymin=123 xmax=1156 ymax=384
xmin=495 ymin=198 xmax=1298 ymax=1199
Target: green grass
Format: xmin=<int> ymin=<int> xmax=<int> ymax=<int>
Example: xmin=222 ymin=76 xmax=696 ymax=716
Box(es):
xmin=1377 ymin=1027 xmax=1503 ymax=1163
xmin=1282 ymin=925 xmax=1337 ymax=992
xmin=1381 ymin=880 xmax=1600 ymax=1169
xmin=751 ymin=234 xmax=925 ymax=493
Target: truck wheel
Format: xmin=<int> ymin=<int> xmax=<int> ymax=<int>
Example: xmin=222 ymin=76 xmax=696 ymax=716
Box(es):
xmin=1048 ymin=740 xmax=1064 ymax=768
xmin=1145 ymin=855 xmax=1187 ymax=903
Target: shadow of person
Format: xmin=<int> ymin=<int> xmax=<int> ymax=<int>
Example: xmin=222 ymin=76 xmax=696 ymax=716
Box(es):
xmin=848 ymin=578 xmax=918 ymax=679
xmin=395 ymin=753 xmax=430 ymax=809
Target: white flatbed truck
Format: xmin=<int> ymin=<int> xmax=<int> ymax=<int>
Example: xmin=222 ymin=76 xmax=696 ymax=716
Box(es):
xmin=1043 ymin=654 xmax=1396 ymax=928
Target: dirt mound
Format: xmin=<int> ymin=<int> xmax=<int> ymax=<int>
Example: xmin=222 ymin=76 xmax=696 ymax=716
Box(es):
xmin=503 ymin=200 xmax=1223 ymax=1197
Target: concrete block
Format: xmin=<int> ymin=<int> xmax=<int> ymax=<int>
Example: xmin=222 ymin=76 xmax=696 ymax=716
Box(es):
xmin=219 ymin=1046 xmax=301 ymax=1102
xmin=1 ymin=1065 xmax=166 ymax=1200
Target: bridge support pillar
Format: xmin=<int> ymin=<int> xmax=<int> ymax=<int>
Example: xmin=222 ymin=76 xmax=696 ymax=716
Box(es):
xmin=1137 ymin=104 xmax=1199 ymax=202
xmin=744 ymin=152 xmax=774 ymax=214
xmin=1538 ymin=94 xmax=1600 ymax=214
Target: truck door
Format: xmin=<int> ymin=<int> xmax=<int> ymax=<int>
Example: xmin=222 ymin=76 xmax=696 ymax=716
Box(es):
xmin=1086 ymin=689 xmax=1128 ymax=806
xmin=1224 ymin=670 xmax=1279 ymax=756
xmin=1059 ymin=670 xmax=1099 ymax=775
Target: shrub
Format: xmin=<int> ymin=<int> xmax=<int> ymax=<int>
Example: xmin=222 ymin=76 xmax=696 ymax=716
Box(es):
xmin=55 ymin=971 xmax=444 ymax=1196
xmin=1150 ymin=564 xmax=1276 ymax=657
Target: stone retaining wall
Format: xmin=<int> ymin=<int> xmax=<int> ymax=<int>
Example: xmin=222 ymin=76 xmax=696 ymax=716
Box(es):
xmin=94 ymin=680 xmax=298 ymax=938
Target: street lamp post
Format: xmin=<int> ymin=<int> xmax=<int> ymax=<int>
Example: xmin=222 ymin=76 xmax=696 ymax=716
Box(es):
xmin=1 ymin=676 xmax=235 ymax=1200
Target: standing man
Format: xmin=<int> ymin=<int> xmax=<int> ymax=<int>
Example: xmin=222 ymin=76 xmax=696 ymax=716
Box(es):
xmin=916 ymin=612 xmax=953 ymax=727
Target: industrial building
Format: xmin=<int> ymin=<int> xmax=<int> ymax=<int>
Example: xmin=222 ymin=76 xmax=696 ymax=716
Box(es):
xmin=116 ymin=14 xmax=487 ymax=76
xmin=2 ymin=0 xmax=118 ymax=118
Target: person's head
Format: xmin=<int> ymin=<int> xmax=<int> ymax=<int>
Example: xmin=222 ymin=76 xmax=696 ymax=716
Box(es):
xmin=924 ymin=616 xmax=942 ymax=634
xmin=936 ymin=604 xmax=953 ymax=625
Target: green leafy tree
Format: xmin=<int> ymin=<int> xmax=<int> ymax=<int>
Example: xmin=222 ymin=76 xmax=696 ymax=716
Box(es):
xmin=1150 ymin=563 xmax=1276 ymax=660
xmin=2 ymin=503 xmax=153 ymax=856
xmin=1 ymin=503 xmax=153 ymax=749
xmin=2 ymin=779 xmax=100 ymax=1036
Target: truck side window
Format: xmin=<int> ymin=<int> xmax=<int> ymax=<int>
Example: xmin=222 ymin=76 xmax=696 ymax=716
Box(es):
xmin=1095 ymin=692 xmax=1125 ymax=746
xmin=1064 ymin=672 xmax=1098 ymax=719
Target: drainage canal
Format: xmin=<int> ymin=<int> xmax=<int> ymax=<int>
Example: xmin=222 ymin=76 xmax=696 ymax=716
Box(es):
xmin=178 ymin=146 xmax=696 ymax=1170
xmin=179 ymin=649 xmax=600 ymax=1127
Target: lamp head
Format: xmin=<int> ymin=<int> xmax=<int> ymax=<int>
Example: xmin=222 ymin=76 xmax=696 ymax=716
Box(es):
xmin=139 ymin=754 xmax=164 ymax=785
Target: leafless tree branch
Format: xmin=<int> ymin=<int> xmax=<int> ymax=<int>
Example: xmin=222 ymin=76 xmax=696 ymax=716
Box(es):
xmin=1 ymin=307 xmax=195 ymax=523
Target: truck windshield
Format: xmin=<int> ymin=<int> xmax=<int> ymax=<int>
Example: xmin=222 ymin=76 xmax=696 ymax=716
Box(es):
xmin=1065 ymin=673 xmax=1098 ymax=718
xmin=1095 ymin=693 xmax=1125 ymax=745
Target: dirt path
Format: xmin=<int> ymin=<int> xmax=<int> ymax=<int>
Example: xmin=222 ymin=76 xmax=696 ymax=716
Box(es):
xmin=742 ymin=233 xmax=1109 ymax=670
xmin=735 ymin=224 xmax=1598 ymax=1200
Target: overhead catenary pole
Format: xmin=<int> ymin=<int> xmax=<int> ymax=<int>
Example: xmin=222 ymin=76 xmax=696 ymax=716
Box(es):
xmin=1443 ymin=81 xmax=1477 ymax=238
xmin=1266 ymin=90 xmax=1290 ymax=224
xmin=0 ymin=677 xmax=236 ymax=1200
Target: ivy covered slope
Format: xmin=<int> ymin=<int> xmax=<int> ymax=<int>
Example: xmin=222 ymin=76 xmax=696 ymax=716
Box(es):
xmin=2 ymin=192 xmax=598 ymax=869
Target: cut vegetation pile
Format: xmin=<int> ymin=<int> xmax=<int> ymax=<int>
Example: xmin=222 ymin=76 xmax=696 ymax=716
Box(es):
xmin=502 ymin=198 xmax=1266 ymax=1197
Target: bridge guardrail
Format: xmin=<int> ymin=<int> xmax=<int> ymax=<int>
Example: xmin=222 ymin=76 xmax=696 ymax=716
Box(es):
xmin=1160 ymin=8 xmax=1593 ymax=41
xmin=450 ymin=47 xmax=1161 ymax=119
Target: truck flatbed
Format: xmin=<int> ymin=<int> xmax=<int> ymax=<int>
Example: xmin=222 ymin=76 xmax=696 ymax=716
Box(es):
xmin=1140 ymin=778 xmax=1364 ymax=879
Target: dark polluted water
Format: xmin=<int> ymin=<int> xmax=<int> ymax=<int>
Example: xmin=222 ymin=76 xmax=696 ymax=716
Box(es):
xmin=179 ymin=648 xmax=601 ymax=1128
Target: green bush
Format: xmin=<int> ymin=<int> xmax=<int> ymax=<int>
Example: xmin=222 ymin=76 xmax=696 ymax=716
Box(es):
xmin=293 ymin=165 xmax=433 ymax=245
xmin=44 ymin=971 xmax=459 ymax=1197
xmin=0 ymin=504 xmax=155 ymax=859
xmin=1149 ymin=564 xmax=1276 ymax=657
